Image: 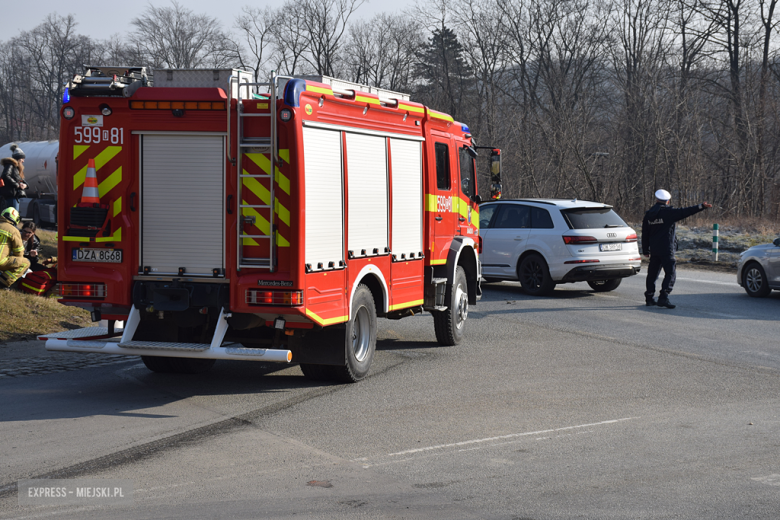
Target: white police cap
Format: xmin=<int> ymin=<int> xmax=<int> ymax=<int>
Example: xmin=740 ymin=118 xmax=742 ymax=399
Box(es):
xmin=655 ymin=189 xmax=671 ymax=201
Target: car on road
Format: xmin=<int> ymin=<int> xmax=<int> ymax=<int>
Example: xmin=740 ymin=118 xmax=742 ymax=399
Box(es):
xmin=737 ymin=237 xmax=780 ymax=297
xmin=478 ymin=198 xmax=641 ymax=295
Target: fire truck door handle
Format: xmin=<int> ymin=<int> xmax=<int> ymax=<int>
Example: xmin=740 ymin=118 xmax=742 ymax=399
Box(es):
xmin=459 ymin=217 xmax=466 ymax=222
xmin=435 ymin=216 xmax=443 ymax=221
xmin=227 ymin=195 xmax=234 ymax=214
xmin=130 ymin=192 xmax=136 ymax=212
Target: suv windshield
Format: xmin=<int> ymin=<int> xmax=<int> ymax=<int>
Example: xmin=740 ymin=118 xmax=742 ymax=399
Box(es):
xmin=561 ymin=207 xmax=627 ymax=229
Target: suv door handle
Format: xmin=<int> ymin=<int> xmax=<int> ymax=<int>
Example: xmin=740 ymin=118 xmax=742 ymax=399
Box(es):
xmin=515 ymin=236 xmax=524 ymax=240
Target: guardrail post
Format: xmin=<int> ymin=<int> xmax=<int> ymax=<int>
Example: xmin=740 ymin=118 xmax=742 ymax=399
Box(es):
xmin=712 ymin=223 xmax=719 ymax=262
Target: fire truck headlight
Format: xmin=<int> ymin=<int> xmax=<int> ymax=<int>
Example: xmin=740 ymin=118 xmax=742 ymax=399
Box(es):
xmin=280 ymin=108 xmax=293 ymax=122
xmin=62 ymin=106 xmax=75 ymax=120
xmin=99 ymin=103 xmax=112 ymax=116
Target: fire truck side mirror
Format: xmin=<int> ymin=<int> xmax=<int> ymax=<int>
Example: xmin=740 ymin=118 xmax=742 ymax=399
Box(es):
xmin=472 ymin=194 xmax=482 ymax=204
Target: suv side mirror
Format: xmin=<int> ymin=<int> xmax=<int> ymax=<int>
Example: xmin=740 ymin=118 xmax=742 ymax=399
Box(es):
xmin=773 ymin=238 xmax=780 ymax=247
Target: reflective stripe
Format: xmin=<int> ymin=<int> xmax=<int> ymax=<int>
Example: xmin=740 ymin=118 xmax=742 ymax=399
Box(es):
xmin=246 ymin=153 xmax=291 ymax=195
xmin=63 ymin=228 xmax=122 ymax=242
xmin=73 ymin=145 xmax=89 ymax=160
xmin=99 ymin=167 xmax=122 ymax=198
xmin=306 ymin=85 xmax=334 ymax=96
xmin=95 ymin=228 xmax=121 ymax=242
xmin=355 ymin=95 xmax=380 ymax=105
xmin=113 ymin=197 xmax=122 ymax=217
xmin=21 ymin=282 xmax=46 ymax=294
xmin=398 ymin=103 xmax=425 ymax=114
xmin=429 ymin=110 xmax=454 ymax=122
xmin=241 ymin=201 xmax=289 ymax=247
xmin=388 ymin=299 xmax=424 ymax=312
xmin=305 ymin=308 xmax=349 ymax=326
xmin=73 ymin=146 xmax=122 ymax=190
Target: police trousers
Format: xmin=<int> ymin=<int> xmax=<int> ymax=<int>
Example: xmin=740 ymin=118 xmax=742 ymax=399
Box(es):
xmin=645 ymin=255 xmax=676 ymax=298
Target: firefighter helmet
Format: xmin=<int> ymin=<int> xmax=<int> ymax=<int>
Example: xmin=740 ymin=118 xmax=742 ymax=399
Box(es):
xmin=1 ymin=207 xmax=21 ymax=225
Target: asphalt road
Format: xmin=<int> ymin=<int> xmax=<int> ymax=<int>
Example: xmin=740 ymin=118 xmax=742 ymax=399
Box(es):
xmin=0 ymin=267 xmax=778 ymax=519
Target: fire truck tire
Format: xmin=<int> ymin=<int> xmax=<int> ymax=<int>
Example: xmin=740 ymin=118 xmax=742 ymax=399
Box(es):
xmin=335 ymin=284 xmax=377 ymax=383
xmin=141 ymin=356 xmax=176 ymax=373
xmin=433 ymin=266 xmax=468 ymax=346
xmin=300 ymin=285 xmax=377 ymax=383
xmin=169 ymin=358 xmax=216 ymax=374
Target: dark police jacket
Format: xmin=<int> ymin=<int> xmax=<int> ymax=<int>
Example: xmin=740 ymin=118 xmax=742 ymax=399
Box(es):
xmin=641 ymin=202 xmax=706 ymax=257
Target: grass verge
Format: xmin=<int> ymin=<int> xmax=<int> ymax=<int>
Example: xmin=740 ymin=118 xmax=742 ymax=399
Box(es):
xmin=0 ymin=229 xmax=90 ymax=343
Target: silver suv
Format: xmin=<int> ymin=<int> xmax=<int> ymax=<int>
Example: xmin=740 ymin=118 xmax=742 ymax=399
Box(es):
xmin=479 ymin=199 xmax=641 ymax=295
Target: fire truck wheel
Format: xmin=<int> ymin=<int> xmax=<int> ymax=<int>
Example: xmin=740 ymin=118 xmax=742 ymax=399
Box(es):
xmin=169 ymin=358 xmax=216 ymax=374
xmin=334 ymin=284 xmax=377 ymax=383
xmin=433 ymin=266 xmax=468 ymax=346
xmin=141 ymin=356 xmax=176 ymax=373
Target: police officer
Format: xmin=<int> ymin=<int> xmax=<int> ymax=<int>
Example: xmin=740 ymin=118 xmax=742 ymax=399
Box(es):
xmin=0 ymin=207 xmax=30 ymax=290
xmin=642 ymin=189 xmax=712 ymax=308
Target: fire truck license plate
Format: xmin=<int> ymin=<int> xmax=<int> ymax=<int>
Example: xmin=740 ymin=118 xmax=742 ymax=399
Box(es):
xmin=72 ymin=248 xmax=122 ymax=263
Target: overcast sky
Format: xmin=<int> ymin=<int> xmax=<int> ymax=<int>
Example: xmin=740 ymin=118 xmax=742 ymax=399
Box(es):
xmin=11 ymin=0 xmax=418 ymax=41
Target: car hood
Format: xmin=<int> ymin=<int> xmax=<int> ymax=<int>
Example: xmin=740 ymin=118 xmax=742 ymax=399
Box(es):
xmin=742 ymin=243 xmax=778 ymax=255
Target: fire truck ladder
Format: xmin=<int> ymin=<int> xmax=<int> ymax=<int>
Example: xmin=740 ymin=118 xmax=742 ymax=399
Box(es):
xmin=228 ymin=73 xmax=289 ymax=272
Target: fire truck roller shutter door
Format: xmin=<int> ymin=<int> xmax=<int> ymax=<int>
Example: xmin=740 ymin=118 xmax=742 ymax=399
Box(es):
xmin=141 ymin=134 xmax=225 ymax=276
xmin=303 ymin=127 xmax=344 ymax=270
xmin=389 ymin=138 xmax=423 ymax=258
xmin=345 ymin=133 xmax=388 ymax=257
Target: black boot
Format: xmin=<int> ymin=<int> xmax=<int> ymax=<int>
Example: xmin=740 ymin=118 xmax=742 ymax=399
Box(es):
xmin=657 ymin=296 xmax=676 ymax=309
xmin=645 ymin=297 xmax=657 ymax=306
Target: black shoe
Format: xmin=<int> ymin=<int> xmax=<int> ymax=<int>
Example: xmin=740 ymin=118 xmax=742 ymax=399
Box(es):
xmin=657 ymin=298 xmax=676 ymax=309
xmin=645 ymin=298 xmax=657 ymax=306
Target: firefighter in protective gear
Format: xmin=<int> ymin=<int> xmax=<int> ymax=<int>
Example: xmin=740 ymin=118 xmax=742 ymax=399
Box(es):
xmin=0 ymin=207 xmax=30 ymax=289
xmin=642 ymin=189 xmax=712 ymax=308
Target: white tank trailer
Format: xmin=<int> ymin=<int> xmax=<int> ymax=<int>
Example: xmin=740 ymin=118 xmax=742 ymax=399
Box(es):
xmin=0 ymin=141 xmax=59 ymax=226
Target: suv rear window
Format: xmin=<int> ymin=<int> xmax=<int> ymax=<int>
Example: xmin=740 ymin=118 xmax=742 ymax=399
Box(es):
xmin=561 ymin=208 xmax=627 ymax=229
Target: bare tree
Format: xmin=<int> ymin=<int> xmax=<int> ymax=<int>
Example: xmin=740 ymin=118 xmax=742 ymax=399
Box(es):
xmin=130 ymin=1 xmax=232 ymax=69
xmin=268 ymin=6 xmax=312 ymax=75
xmin=344 ymin=14 xmax=423 ymax=92
xmin=298 ymin=0 xmax=366 ymax=76
xmin=233 ymin=6 xmax=277 ymax=82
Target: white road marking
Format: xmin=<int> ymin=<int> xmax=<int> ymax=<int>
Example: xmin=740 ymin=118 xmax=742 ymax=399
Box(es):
xmin=752 ymin=474 xmax=780 ymax=486
xmin=354 ymin=417 xmax=638 ymax=465
xmin=676 ymin=277 xmax=739 ymax=287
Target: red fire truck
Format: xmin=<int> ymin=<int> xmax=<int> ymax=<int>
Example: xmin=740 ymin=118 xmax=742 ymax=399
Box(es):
xmin=42 ymin=66 xmax=500 ymax=382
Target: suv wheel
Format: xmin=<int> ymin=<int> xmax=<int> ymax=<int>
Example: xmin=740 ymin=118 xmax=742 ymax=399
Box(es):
xmin=518 ymin=254 xmax=555 ymax=296
xmin=588 ymin=279 xmax=621 ymax=292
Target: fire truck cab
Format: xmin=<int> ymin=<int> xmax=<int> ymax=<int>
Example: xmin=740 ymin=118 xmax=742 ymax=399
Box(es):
xmin=43 ymin=66 xmax=496 ymax=382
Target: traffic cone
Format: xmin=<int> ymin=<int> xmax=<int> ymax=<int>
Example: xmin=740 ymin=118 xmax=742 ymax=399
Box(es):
xmin=80 ymin=158 xmax=100 ymax=206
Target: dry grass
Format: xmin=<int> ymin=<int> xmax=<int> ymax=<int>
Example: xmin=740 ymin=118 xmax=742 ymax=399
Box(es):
xmin=0 ymin=230 xmax=91 ymax=343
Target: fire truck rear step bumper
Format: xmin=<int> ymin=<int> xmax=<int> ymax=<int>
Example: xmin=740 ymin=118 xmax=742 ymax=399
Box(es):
xmin=43 ymin=339 xmax=292 ymax=363
xmin=41 ymin=306 xmax=292 ymax=363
